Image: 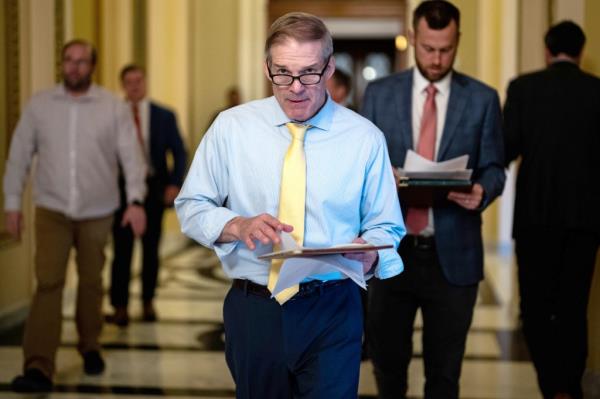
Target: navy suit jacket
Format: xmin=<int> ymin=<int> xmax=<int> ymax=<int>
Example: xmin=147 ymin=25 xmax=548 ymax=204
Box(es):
xmin=148 ymin=102 xmax=187 ymax=192
xmin=362 ymin=69 xmax=505 ymax=285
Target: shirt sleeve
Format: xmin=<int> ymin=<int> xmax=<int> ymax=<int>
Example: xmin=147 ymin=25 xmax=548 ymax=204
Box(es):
xmin=3 ymin=103 xmax=37 ymax=211
xmin=359 ymin=130 xmax=406 ymax=279
xmin=116 ymin=101 xmax=147 ymax=203
xmin=174 ymin=116 xmax=240 ymax=256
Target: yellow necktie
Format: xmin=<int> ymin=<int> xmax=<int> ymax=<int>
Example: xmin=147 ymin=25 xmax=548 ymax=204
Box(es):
xmin=267 ymin=123 xmax=308 ymax=304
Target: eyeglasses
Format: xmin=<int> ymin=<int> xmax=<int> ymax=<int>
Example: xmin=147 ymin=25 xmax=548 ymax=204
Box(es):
xmin=267 ymin=57 xmax=330 ymax=86
xmin=63 ymin=58 xmax=92 ymax=67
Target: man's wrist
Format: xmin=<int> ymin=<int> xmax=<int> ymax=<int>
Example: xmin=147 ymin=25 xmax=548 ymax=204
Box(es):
xmin=131 ymin=199 xmax=143 ymax=207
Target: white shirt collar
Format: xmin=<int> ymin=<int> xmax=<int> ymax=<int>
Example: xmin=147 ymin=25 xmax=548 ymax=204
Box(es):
xmin=413 ymin=67 xmax=452 ymax=97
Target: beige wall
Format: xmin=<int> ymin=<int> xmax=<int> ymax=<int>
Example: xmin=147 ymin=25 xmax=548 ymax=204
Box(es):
xmin=189 ymin=0 xmax=240 ymax=149
xmin=71 ymin=0 xmax=97 ymax=46
xmin=99 ymin=0 xmax=134 ymax=92
xmin=583 ymin=0 xmax=600 ymax=74
xmin=451 ymin=0 xmax=478 ymax=77
xmin=147 ymin=0 xmax=190 ymax=144
xmin=0 ymin=2 xmax=6 ymax=230
xmin=0 ymin=0 xmax=56 ymax=326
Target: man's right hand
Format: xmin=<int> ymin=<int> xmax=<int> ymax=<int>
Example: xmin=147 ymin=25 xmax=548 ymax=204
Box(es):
xmin=5 ymin=211 xmax=23 ymax=241
xmin=219 ymin=214 xmax=293 ymax=250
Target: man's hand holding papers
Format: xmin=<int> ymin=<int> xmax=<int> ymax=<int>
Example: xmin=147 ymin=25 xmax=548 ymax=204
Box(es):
xmin=447 ymin=182 xmax=484 ymax=210
xmin=396 ymin=150 xmax=477 ymax=207
xmin=260 ymin=232 xmax=391 ymax=297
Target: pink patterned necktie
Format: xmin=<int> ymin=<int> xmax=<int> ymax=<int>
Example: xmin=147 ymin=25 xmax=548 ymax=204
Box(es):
xmin=406 ymin=83 xmax=437 ymax=234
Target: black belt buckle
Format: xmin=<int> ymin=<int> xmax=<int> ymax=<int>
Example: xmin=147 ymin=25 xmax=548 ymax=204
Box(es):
xmin=295 ymin=279 xmax=346 ymax=298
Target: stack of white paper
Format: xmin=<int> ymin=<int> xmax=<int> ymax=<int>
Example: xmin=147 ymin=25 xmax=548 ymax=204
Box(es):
xmin=269 ymin=232 xmax=367 ymax=297
xmin=397 ymin=150 xmax=472 ymax=180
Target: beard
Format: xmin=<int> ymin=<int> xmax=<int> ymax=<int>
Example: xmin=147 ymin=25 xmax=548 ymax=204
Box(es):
xmin=415 ymin=59 xmax=452 ymax=82
xmin=63 ymin=74 xmax=92 ymax=93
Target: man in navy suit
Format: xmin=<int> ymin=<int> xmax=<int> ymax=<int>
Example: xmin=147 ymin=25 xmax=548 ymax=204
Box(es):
xmin=361 ymin=1 xmax=505 ymax=398
xmin=108 ymin=64 xmax=187 ymax=325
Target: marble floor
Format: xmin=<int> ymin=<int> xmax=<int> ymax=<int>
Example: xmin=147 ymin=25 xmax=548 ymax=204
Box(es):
xmin=0 ymin=210 xmax=546 ymax=398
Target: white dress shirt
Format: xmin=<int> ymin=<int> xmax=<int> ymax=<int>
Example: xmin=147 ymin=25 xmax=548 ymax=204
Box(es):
xmin=411 ymin=67 xmax=452 ymax=235
xmin=3 ymin=84 xmax=146 ymax=219
xmin=176 ymin=96 xmax=405 ymax=285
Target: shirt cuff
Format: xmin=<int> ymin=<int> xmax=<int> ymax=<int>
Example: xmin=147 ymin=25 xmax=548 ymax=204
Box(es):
xmin=205 ymin=207 xmax=240 ymax=257
xmin=374 ymin=248 xmax=404 ymax=279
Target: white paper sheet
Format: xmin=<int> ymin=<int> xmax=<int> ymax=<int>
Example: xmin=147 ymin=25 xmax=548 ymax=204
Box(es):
xmin=398 ymin=150 xmax=472 ymax=180
xmin=271 ymin=255 xmax=366 ymax=297
xmin=269 ymin=232 xmax=367 ymax=296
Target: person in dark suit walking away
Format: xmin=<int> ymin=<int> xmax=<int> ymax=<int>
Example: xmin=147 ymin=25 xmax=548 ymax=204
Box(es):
xmin=108 ymin=64 xmax=187 ymax=326
xmin=361 ymin=1 xmax=506 ymax=398
xmin=504 ymin=21 xmax=600 ymax=399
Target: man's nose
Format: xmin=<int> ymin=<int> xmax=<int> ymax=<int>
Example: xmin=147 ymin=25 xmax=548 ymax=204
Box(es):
xmin=289 ymin=78 xmax=304 ymax=92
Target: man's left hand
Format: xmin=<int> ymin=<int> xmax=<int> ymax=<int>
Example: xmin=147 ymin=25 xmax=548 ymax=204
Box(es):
xmin=447 ymin=183 xmax=484 ymax=210
xmin=343 ymin=237 xmax=378 ymax=274
xmin=122 ymin=204 xmax=147 ymax=237
xmin=164 ymin=185 xmax=180 ymax=206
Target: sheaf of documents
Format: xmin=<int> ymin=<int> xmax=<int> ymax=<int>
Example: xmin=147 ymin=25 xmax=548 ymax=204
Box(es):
xmin=397 ymin=150 xmax=472 ymax=180
xmin=263 ymin=232 xmax=384 ymax=297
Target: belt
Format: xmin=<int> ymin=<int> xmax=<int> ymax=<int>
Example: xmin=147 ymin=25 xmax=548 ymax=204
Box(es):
xmin=232 ymin=278 xmax=348 ymax=300
xmin=402 ymin=234 xmax=436 ymax=251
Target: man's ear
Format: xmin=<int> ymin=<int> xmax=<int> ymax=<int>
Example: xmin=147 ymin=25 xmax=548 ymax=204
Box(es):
xmin=325 ymin=56 xmax=336 ymax=81
xmin=263 ymin=60 xmax=271 ymax=81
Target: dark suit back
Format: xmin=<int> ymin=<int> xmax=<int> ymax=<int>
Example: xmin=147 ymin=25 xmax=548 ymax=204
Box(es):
xmin=362 ymin=69 xmax=505 ymax=285
xmin=149 ymin=102 xmax=187 ymax=191
xmin=504 ymin=62 xmax=600 ymax=236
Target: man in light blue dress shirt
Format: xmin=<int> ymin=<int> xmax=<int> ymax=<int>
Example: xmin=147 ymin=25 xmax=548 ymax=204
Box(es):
xmin=176 ymin=12 xmax=405 ymax=399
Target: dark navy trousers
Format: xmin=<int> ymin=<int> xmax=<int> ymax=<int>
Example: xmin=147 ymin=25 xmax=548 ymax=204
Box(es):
xmin=223 ymin=279 xmax=363 ymax=399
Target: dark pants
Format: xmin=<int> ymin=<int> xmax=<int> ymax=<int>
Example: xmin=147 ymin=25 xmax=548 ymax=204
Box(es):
xmin=515 ymin=228 xmax=598 ymax=399
xmin=223 ymin=279 xmax=363 ymax=399
xmin=110 ymin=176 xmax=165 ymax=307
xmin=368 ymin=238 xmax=478 ymax=399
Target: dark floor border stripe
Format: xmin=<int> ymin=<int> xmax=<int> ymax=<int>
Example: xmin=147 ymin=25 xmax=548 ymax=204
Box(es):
xmin=64 ymin=315 xmax=518 ymax=333
xmin=63 ymin=317 xmax=222 ymax=325
xmin=0 ymin=383 xmax=487 ymax=399
xmin=50 ymin=342 xmax=510 ymax=362
xmin=0 ymin=383 xmax=235 ymax=396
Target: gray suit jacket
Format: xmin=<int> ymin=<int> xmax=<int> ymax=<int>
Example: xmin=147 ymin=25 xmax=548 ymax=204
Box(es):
xmin=362 ymin=69 xmax=505 ymax=285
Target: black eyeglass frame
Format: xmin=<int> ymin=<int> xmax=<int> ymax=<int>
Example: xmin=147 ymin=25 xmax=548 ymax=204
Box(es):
xmin=267 ymin=56 xmax=331 ymax=86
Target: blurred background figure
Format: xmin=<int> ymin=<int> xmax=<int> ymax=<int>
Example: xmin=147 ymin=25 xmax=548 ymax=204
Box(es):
xmin=4 ymin=40 xmax=146 ymax=393
xmin=207 ymin=86 xmax=242 ymax=128
xmin=225 ymin=86 xmax=241 ymax=109
xmin=504 ymin=20 xmax=600 ymax=399
xmin=107 ymin=64 xmax=187 ymax=327
xmin=327 ymin=68 xmax=352 ymax=106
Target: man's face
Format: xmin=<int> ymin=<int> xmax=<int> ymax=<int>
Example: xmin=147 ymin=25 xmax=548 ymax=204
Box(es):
xmin=411 ymin=17 xmax=459 ymax=82
xmin=62 ymin=44 xmax=94 ymax=92
xmin=122 ymin=70 xmax=147 ymax=103
xmin=265 ymin=38 xmax=334 ymax=122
